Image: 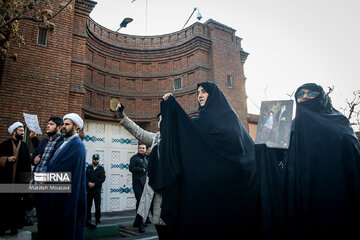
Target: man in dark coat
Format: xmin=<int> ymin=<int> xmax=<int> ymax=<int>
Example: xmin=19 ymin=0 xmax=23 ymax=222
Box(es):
xmin=275 ymin=104 xmax=291 ymax=144
xmin=86 ymin=153 xmax=106 ymax=226
xmin=39 ymin=113 xmax=86 ymax=240
xmin=0 ymin=122 xmax=31 ymax=236
xmin=129 ymin=143 xmax=148 ymax=233
xmin=256 ymin=83 xmax=360 ymax=240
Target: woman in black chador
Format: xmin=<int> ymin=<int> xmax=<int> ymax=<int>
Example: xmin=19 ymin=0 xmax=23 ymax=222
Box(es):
xmin=156 ymin=81 xmax=260 ymax=239
xmin=257 ymin=83 xmax=360 ymax=239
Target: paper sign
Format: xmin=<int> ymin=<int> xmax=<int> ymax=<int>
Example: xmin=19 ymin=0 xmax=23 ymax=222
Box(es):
xmin=23 ymin=113 xmax=43 ymax=134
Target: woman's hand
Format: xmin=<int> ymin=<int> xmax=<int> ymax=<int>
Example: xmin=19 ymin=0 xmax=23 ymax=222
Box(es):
xmin=29 ymin=131 xmax=36 ymax=139
xmin=163 ymin=93 xmax=172 ymax=101
xmin=116 ymin=103 xmax=125 ymax=119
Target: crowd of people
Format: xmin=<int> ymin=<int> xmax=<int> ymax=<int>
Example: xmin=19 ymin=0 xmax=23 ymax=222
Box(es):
xmin=0 ymin=81 xmax=359 ymax=240
xmin=0 ymin=113 xmax=87 ymax=239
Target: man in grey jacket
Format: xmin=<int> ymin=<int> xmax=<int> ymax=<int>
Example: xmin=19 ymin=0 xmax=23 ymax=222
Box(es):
xmin=116 ymin=104 xmax=167 ymax=237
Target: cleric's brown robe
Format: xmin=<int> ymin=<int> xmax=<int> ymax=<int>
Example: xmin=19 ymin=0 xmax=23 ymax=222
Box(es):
xmin=0 ymin=140 xmax=22 ymax=183
xmin=0 ymin=138 xmax=30 ymax=183
xmin=0 ymin=138 xmax=31 ymax=232
xmin=0 ymin=152 xmax=8 ymax=168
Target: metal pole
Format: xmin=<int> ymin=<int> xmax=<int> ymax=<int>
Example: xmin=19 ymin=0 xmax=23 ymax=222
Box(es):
xmin=146 ymin=0 xmax=148 ymax=34
xmin=182 ymin=8 xmax=197 ymax=29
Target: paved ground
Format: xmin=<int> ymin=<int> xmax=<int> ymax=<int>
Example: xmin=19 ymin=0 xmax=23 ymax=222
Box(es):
xmin=0 ymin=210 xmax=158 ymax=240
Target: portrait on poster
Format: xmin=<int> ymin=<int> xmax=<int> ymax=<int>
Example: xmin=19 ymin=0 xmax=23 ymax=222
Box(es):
xmin=255 ymin=100 xmax=293 ymax=149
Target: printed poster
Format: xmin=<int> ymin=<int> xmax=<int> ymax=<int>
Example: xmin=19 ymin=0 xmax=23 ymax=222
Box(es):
xmin=255 ymin=100 xmax=293 ymax=149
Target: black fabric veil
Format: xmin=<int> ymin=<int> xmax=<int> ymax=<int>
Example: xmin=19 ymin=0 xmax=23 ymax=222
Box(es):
xmin=157 ymin=81 xmax=260 ymax=238
xmin=286 ymin=83 xmax=360 ymax=239
xmin=257 ymin=83 xmax=360 ymax=239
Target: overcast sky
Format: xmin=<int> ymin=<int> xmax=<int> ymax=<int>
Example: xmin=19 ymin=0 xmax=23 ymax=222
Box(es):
xmin=90 ymin=0 xmax=360 ymax=123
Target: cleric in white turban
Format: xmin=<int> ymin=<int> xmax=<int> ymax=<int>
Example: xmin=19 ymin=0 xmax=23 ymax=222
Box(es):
xmin=40 ymin=112 xmax=87 ymax=239
xmin=8 ymin=121 xmax=24 ymax=135
xmin=63 ymin=113 xmax=83 ymax=130
xmin=0 ymin=121 xmax=31 ymax=235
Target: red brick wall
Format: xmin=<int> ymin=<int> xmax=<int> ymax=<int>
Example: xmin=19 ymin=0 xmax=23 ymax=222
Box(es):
xmin=0 ymin=2 xmax=250 ymax=141
xmin=0 ymin=0 xmax=96 ymax=142
xmin=206 ymin=20 xmax=249 ymax=126
xmin=84 ymin=18 xmax=249 ymax=133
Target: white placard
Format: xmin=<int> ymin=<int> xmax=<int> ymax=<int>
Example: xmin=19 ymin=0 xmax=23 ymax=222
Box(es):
xmin=23 ymin=113 xmax=43 ymax=134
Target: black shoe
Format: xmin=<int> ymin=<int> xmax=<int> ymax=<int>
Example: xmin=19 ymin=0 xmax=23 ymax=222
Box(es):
xmin=0 ymin=227 xmax=9 ymax=236
xmin=86 ymin=220 xmax=97 ymax=229
xmin=95 ymin=220 xmax=100 ymax=225
xmin=139 ymin=224 xmax=145 ymax=233
xmin=16 ymin=224 xmax=24 ymax=229
xmin=23 ymin=218 xmax=34 ymax=226
xmin=10 ymin=228 xmax=18 ymax=235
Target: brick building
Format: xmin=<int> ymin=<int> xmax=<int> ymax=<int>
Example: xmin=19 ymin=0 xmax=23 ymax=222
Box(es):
xmin=0 ymin=0 xmax=97 ymax=142
xmin=0 ymin=0 xmax=251 ymax=211
xmin=0 ymin=0 xmax=250 ymax=142
xmin=248 ymin=113 xmax=259 ymax=141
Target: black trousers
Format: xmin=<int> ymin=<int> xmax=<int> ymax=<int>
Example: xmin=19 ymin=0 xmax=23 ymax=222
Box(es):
xmin=155 ymin=224 xmax=175 ymax=239
xmin=86 ymin=190 xmax=101 ymax=223
xmin=133 ymin=186 xmax=144 ymax=225
xmin=0 ymin=193 xmax=25 ymax=232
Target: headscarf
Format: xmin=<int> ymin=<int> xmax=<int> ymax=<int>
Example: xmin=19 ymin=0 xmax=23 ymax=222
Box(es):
xmin=193 ymin=81 xmax=255 ymax=163
xmin=285 ymin=83 xmax=360 ymax=239
xmin=294 ymin=82 xmax=333 ymax=114
xmin=157 ymin=81 xmax=260 ymax=238
xmin=256 ymin=83 xmax=360 ymax=239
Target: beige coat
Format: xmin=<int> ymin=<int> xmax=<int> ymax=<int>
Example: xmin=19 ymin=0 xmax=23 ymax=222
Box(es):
xmin=120 ymin=116 xmax=164 ymax=224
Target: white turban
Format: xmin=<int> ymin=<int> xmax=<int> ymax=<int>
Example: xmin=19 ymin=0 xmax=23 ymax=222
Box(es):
xmin=63 ymin=113 xmax=83 ymax=130
xmin=8 ymin=122 xmax=24 ymax=135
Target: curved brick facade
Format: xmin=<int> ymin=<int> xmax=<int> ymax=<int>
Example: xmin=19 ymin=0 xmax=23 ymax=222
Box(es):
xmin=0 ymin=0 xmax=249 ymax=140
xmin=83 ymin=18 xmax=249 ymax=132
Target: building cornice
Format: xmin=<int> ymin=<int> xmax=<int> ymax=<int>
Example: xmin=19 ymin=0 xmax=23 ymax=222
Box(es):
xmin=75 ymin=0 xmax=97 ymax=13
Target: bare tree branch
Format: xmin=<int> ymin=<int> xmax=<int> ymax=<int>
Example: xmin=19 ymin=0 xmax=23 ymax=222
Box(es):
xmin=286 ymin=91 xmax=294 ymax=99
xmin=0 ymin=0 xmax=73 ymax=60
xmin=0 ymin=0 xmax=43 ymax=29
xmin=48 ymin=0 xmax=73 ymax=21
xmin=328 ymin=86 xmax=359 ymax=130
xmin=325 ymin=85 xmax=334 ymax=104
xmin=345 ymin=90 xmax=360 ymax=120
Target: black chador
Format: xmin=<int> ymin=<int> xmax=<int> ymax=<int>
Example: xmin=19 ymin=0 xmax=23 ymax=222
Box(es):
xmin=256 ymin=83 xmax=360 ymax=239
xmin=156 ymin=81 xmax=261 ymax=239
